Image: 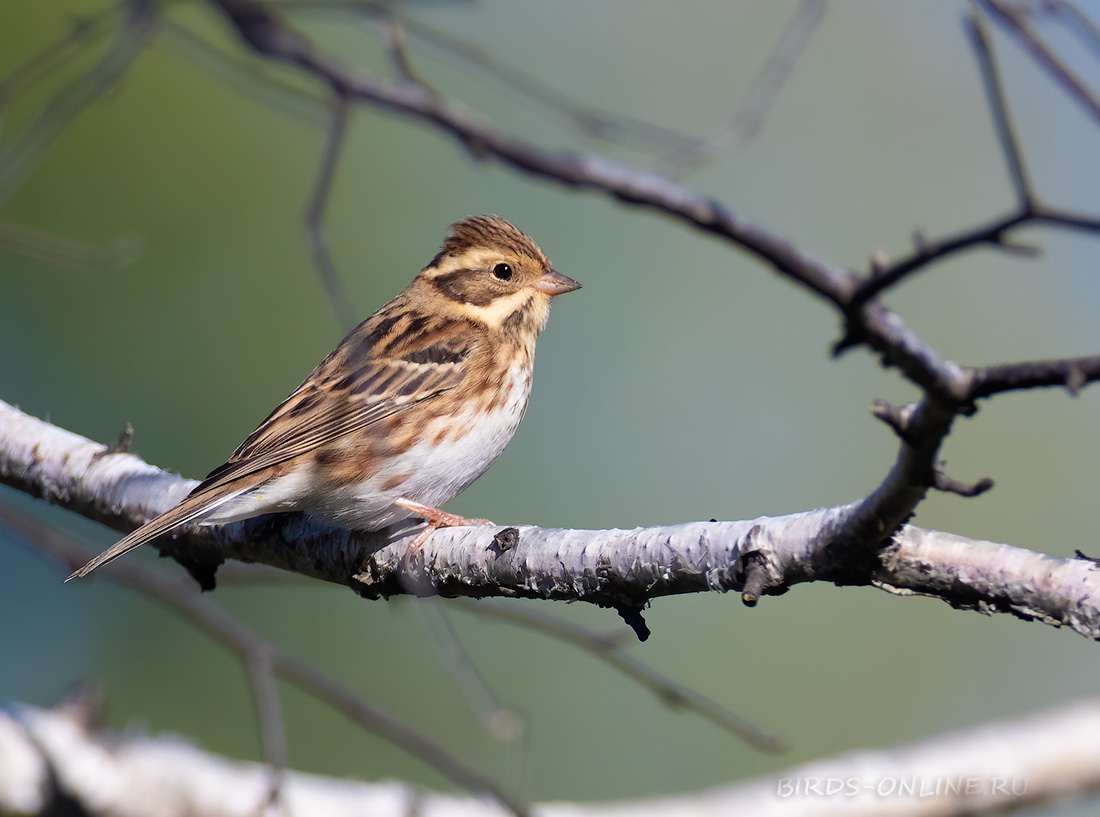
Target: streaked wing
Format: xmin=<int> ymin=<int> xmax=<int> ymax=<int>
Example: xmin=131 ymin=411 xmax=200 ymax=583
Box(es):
xmin=68 ymin=329 xmax=472 ymax=582
xmin=196 ymin=337 xmax=471 ymax=492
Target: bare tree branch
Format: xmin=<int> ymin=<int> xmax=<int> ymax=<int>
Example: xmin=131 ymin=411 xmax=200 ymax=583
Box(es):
xmin=661 ymin=0 xmax=828 ymax=174
xmin=304 ymin=95 xmax=358 ymax=330
xmin=5 ymin=696 xmax=1100 ymax=816
xmin=1041 ymin=0 xmax=1100 ymax=60
xmin=0 ymin=5 xmax=120 ymax=138
xmin=0 ymin=218 xmax=139 ymax=270
xmin=158 ymin=19 xmax=328 ymax=124
xmin=449 ymin=599 xmax=786 ymax=753
xmin=848 ymin=6 xmax=1100 ymax=306
xmin=0 ymin=0 xmax=156 ymax=207
xmin=4 ymin=399 xmax=1100 ymax=642
xmin=0 ymin=501 xmax=529 ymax=817
xmin=274 ymin=0 xmax=698 ymax=153
xmin=979 ymin=0 xmax=1100 ymax=125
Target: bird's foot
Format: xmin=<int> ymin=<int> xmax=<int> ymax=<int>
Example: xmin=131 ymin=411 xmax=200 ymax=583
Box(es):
xmin=394 ymin=497 xmax=494 ymax=550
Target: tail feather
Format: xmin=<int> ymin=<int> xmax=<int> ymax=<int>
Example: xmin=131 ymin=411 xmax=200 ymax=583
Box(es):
xmin=66 ymin=487 xmax=246 ymax=581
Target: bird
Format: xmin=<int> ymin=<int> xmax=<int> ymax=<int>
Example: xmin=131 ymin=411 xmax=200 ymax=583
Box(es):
xmin=67 ymin=216 xmax=580 ymax=581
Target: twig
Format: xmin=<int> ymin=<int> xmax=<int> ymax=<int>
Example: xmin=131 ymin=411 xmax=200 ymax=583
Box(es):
xmin=852 ymin=211 xmax=1030 ymax=305
xmin=979 ymin=0 xmax=1100 ymax=126
xmin=968 ymin=8 xmax=1034 ymax=207
xmin=661 ymin=0 xmax=828 ymax=173
xmin=0 ymin=7 xmax=120 ymax=137
xmin=0 ymin=502 xmax=529 ymax=817
xmin=274 ymin=0 xmax=697 ymax=153
xmin=414 ymin=599 xmax=525 ymax=742
xmin=932 ymin=472 xmax=995 ymax=498
xmin=304 ymin=96 xmax=358 ymax=330
xmin=850 ymin=8 xmax=1048 ymax=305
xmin=1041 ymin=0 xmax=1100 ymax=61
xmin=966 ymin=353 xmax=1100 ymax=399
xmin=449 ymin=599 xmax=786 ymax=753
xmin=0 ymin=219 xmax=140 ymax=270
xmin=159 ymin=19 xmax=329 ymax=125
xmin=847 ymin=6 xmax=1100 ymax=311
xmin=0 ymin=1 xmax=156 ymax=206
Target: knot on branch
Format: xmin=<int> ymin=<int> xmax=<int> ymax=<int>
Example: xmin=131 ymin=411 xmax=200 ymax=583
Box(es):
xmin=736 ymin=525 xmax=786 ymax=606
xmin=615 ymin=604 xmax=651 ymax=642
xmin=870 ymin=399 xmax=919 ymax=444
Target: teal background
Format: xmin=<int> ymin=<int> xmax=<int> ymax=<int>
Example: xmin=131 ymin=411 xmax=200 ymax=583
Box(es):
xmin=2 ymin=1 xmax=1100 ymax=812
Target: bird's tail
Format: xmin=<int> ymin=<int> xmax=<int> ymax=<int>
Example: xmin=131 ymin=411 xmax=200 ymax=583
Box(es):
xmin=66 ymin=487 xmax=244 ymax=581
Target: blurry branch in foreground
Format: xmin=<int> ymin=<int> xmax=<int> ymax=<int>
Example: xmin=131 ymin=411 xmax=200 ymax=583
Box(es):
xmin=4 ymin=694 xmax=1100 ymax=817
xmin=0 ymin=501 xmax=528 ymax=817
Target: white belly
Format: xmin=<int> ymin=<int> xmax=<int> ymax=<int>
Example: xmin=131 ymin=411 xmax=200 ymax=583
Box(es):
xmin=198 ymin=363 xmax=533 ymax=531
xmin=306 ymin=362 xmax=532 ymax=530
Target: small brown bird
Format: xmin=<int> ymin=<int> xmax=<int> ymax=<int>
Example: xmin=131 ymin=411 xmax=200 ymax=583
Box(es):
xmin=68 ymin=216 xmax=579 ymax=580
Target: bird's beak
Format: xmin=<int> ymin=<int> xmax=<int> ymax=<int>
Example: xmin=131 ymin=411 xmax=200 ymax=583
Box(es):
xmin=533 ymin=268 xmax=581 ymax=296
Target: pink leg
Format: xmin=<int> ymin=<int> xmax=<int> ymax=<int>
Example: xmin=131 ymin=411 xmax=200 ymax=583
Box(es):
xmin=394 ymin=497 xmax=494 ymax=550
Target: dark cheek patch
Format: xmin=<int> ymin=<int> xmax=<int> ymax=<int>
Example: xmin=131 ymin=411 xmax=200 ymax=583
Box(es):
xmin=430 ymin=270 xmax=498 ymax=307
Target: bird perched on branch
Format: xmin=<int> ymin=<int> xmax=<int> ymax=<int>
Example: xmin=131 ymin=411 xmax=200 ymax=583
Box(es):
xmin=68 ymin=216 xmax=580 ymax=580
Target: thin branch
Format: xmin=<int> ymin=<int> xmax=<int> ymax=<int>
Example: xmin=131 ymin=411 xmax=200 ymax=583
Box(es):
xmin=932 ymin=472 xmax=995 ymax=498
xmin=979 ymin=0 xmax=1100 ymax=126
xmin=1035 ymin=206 xmax=1100 ymax=232
xmin=245 ymin=651 xmax=287 ymax=810
xmin=851 ymin=211 xmax=1030 ymax=306
xmin=274 ymin=0 xmax=698 ymax=153
xmin=0 ymin=7 xmax=121 ymax=139
xmin=415 ymin=600 xmax=525 ymax=742
xmin=1041 ymin=0 xmax=1100 ymax=61
xmin=661 ymin=0 xmax=828 ymax=174
xmin=0 ymin=502 xmax=529 ymax=817
xmin=0 ymin=1 xmax=156 ymax=206
xmin=304 ymin=96 xmax=358 ymax=331
xmin=381 ymin=15 xmax=421 ymax=85
xmin=846 ymin=7 xmax=1100 ymax=306
xmin=968 ymin=8 xmax=1034 ymax=207
xmin=158 ymin=19 xmax=329 ymax=125
xmin=449 ymin=599 xmax=787 ymax=753
xmin=206 ymin=0 xmax=1095 ymax=413
xmin=0 ymin=219 xmax=140 ymax=270
xmin=966 ymin=353 xmax=1100 ymax=399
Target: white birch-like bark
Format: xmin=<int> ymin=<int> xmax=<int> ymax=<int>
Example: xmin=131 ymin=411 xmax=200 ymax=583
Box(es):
xmin=3 ymin=698 xmax=1099 ymax=817
xmin=2 ymin=398 xmax=1099 ymax=639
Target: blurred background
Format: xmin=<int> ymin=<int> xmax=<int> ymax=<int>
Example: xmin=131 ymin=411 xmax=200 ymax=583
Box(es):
xmin=2 ymin=0 xmax=1100 ymax=812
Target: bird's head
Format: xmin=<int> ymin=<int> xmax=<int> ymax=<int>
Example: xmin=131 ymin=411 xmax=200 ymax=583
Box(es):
xmin=417 ymin=216 xmax=580 ymax=335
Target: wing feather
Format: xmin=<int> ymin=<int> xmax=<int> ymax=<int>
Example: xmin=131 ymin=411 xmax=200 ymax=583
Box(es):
xmin=195 ymin=346 xmax=469 ymax=493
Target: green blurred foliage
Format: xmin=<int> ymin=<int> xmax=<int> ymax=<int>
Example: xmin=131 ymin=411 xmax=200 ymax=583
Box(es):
xmin=2 ymin=0 xmax=1100 ymax=811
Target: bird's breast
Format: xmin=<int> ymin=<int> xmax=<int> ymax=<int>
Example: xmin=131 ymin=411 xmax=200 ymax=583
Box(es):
xmin=307 ymin=359 xmax=534 ymax=530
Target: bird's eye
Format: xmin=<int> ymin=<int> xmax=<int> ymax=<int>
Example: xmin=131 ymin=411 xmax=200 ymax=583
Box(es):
xmin=492 ymin=263 xmax=513 ymax=281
